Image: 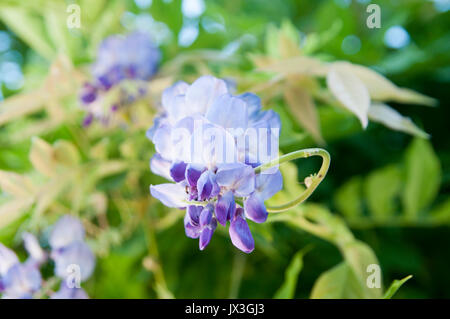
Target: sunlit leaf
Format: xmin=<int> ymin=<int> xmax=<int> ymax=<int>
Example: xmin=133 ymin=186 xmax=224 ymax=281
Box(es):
xmin=334 ymin=62 xmax=436 ymax=106
xmin=327 ymin=63 xmax=370 ymax=128
xmin=29 ymin=137 xmax=56 ymax=177
xmin=258 ymin=56 xmax=328 ymax=76
xmin=0 ymin=198 xmax=34 ymax=229
xmin=0 ymin=170 xmax=35 ymax=197
xmin=284 ymin=84 xmax=324 ymax=144
xmin=368 ymin=103 xmax=429 ymax=138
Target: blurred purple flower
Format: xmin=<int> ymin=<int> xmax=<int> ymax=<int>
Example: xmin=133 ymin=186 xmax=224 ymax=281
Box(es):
xmin=79 ymin=32 xmax=161 ymax=125
xmin=147 ymin=76 xmax=282 ymax=253
xmin=51 ymin=283 xmax=88 ymax=299
xmin=50 ymin=215 xmax=95 ymax=283
xmin=0 ymin=243 xmax=41 ymax=299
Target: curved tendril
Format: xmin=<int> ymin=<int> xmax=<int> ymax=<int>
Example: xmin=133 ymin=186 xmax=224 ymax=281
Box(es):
xmin=254 ymin=148 xmax=331 ymax=213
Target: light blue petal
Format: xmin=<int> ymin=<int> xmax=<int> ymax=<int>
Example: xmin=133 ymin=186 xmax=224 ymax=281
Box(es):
xmin=185 ymin=75 xmax=228 ymax=115
xmin=206 ymin=93 xmax=248 ymax=132
xmin=216 ymin=163 xmax=255 ymax=197
xmin=150 ymin=183 xmax=187 ymax=208
xmin=0 ymin=244 xmax=18 ymax=276
xmin=52 ymin=241 xmax=95 ymax=282
xmin=51 ymin=284 xmax=89 ymax=299
xmin=255 ymin=170 xmax=283 ymax=200
xmin=150 ymin=154 xmax=172 ymax=180
xmin=49 ymin=215 xmax=85 ymax=250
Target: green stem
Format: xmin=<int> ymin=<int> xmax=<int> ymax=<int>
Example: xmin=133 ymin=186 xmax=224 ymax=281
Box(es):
xmin=254 ymin=148 xmax=330 ymax=213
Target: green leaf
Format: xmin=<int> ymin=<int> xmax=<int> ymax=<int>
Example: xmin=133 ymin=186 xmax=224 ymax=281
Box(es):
xmin=311 ymin=241 xmax=382 ymax=299
xmin=310 ymin=262 xmax=366 ymax=299
xmin=383 ymin=275 xmax=413 ymax=299
xmin=340 ymin=240 xmax=383 ymax=298
xmin=274 ymin=246 xmax=311 ymax=299
xmin=334 ymin=176 xmax=363 ymax=219
xmin=0 ymin=6 xmax=55 ymax=60
xmin=402 ymin=138 xmax=441 ymax=219
xmin=364 ymin=165 xmax=402 ymax=221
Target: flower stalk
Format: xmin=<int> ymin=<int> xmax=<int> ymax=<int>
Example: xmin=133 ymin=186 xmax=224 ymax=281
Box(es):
xmin=255 ymin=148 xmax=330 ymax=213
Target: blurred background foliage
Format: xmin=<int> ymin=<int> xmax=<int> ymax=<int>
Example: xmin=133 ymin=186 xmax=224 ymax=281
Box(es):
xmin=0 ymin=0 xmax=449 ymax=298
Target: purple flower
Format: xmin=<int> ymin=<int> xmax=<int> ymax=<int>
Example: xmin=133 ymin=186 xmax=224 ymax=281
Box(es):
xmin=0 ymin=244 xmax=41 ymax=299
xmin=79 ymin=32 xmax=161 ymax=125
xmin=50 ymin=215 xmax=95 ymax=283
xmin=147 ymin=76 xmax=282 ymax=253
xmin=51 ymin=283 xmax=88 ymax=299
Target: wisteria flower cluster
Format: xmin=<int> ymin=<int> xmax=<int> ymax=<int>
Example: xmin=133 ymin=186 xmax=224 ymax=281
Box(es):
xmin=147 ymin=76 xmax=283 ymax=253
xmin=0 ymin=215 xmax=95 ymax=299
xmin=79 ymin=32 xmax=161 ymax=125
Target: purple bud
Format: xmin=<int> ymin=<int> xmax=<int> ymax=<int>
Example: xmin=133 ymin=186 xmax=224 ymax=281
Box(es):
xmin=229 ymin=214 xmax=254 ymax=253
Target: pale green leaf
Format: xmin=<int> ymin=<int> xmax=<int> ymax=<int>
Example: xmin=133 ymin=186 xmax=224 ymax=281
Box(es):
xmin=0 ymin=170 xmax=35 ymax=197
xmin=334 ymin=62 xmax=436 ymax=106
xmin=284 ymin=85 xmax=324 ymax=144
xmin=368 ymin=103 xmax=429 ymax=138
xmin=29 ymin=137 xmax=56 ymax=177
xmin=0 ymin=198 xmax=34 ymax=229
xmin=327 ymin=63 xmax=370 ymax=128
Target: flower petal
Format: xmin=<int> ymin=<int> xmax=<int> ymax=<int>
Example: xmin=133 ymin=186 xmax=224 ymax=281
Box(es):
xmin=255 ymin=170 xmax=283 ymax=200
xmin=199 ymin=205 xmax=213 ymax=228
xmin=238 ymin=92 xmax=261 ymax=119
xmin=169 ymin=161 xmax=187 ymax=182
xmin=206 ymin=93 xmax=248 ymax=132
xmin=197 ymin=170 xmax=220 ymax=201
xmin=229 ymin=215 xmax=254 ymax=253
xmin=216 ymin=163 xmax=255 ymax=197
xmin=150 ymin=154 xmax=172 ymax=180
xmin=184 ymin=211 xmax=201 ymax=239
xmin=52 ymin=241 xmax=95 ymax=282
xmin=49 ymin=215 xmax=85 ymax=250
xmin=215 ymin=191 xmax=235 ymax=226
xmin=51 ymin=284 xmax=89 ymax=299
xmin=185 ymin=164 xmax=205 ymax=187
xmin=244 ymin=193 xmax=268 ymax=223
xmin=0 ymin=243 xmax=19 ymax=276
xmin=185 ymin=76 xmax=228 ymax=115
xmin=150 ymin=183 xmax=187 ymax=208
xmin=23 ymin=233 xmax=46 ymax=266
